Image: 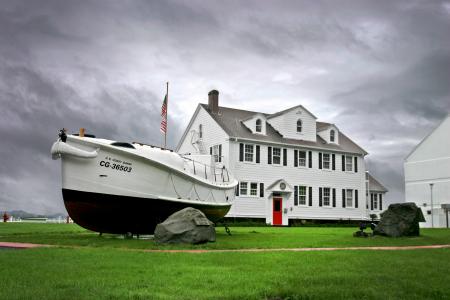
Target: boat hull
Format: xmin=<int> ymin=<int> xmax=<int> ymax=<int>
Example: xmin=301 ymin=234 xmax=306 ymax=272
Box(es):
xmin=63 ymin=189 xmax=232 ymax=234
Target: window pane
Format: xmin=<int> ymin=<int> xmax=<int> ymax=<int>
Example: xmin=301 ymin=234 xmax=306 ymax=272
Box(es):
xmin=346 ymin=189 xmax=353 ymax=207
xmin=345 ymin=156 xmax=353 ymax=171
xmin=299 ymin=186 xmax=306 ymax=205
xmin=244 ymin=144 xmax=253 ymax=162
xmin=250 ymin=183 xmax=258 ymax=196
xmin=299 ymin=151 xmax=306 ymax=166
xmin=273 ymin=147 xmax=281 ymax=164
xmin=323 ymin=154 xmax=330 ymax=169
xmin=324 ymin=187 xmax=330 ymax=206
xmin=240 ymin=182 xmax=248 ymax=195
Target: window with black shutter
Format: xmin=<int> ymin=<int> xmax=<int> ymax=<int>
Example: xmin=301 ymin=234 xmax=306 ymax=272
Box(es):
xmin=210 ymin=147 xmax=212 ymax=155
xmin=371 ymin=194 xmax=374 ymax=210
xmin=235 ymin=183 xmax=240 ymax=196
xmin=354 ymin=157 xmax=358 ymax=172
xmin=219 ymin=145 xmax=222 ymax=162
xmin=319 ymin=187 xmax=323 ymax=207
xmin=294 ymin=186 xmax=298 ymax=206
xmin=239 ymin=143 xmax=244 ymax=162
xmin=308 ymin=151 xmax=312 ymax=168
xmin=294 ymin=150 xmax=298 ymax=167
xmin=319 ymin=153 xmax=322 ymax=169
xmin=342 ymin=155 xmax=345 ymax=171
xmin=308 ymin=187 xmax=312 ymax=206
xmin=355 ymin=190 xmax=358 ymax=208
xmin=342 ymin=189 xmax=346 ymax=207
xmin=256 ymin=145 xmax=260 ymax=163
xmin=332 ymin=188 xmax=336 ymax=207
xmin=268 ymin=146 xmax=272 ymax=164
xmin=283 ymin=148 xmax=287 ymax=166
xmin=260 ymin=183 xmax=264 ymax=197
xmin=332 ymin=154 xmax=336 ymax=170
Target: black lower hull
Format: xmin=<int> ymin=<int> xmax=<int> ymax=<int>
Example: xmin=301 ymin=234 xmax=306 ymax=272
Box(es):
xmin=62 ymin=189 xmax=231 ymax=234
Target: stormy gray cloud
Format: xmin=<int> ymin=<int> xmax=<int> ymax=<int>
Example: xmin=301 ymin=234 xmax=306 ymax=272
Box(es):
xmin=0 ymin=0 xmax=449 ymax=214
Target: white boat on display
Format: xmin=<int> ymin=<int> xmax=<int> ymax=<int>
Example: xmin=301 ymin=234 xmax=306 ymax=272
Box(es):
xmin=51 ymin=129 xmax=237 ymax=234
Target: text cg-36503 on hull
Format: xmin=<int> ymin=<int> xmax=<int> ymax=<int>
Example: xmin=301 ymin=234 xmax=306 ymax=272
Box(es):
xmin=51 ymin=130 xmax=237 ymax=234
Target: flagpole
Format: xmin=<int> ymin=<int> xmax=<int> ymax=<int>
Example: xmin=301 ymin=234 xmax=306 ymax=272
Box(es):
xmin=165 ymin=82 xmax=168 ymax=149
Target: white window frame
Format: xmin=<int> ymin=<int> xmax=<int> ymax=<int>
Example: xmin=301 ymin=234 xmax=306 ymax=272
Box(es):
xmin=323 ymin=187 xmax=331 ymax=207
xmin=272 ymin=147 xmax=281 ymax=165
xmin=297 ymin=185 xmax=307 ymax=206
xmin=255 ymin=119 xmax=262 ymax=133
xmin=244 ymin=144 xmax=254 ymax=162
xmin=346 ymin=189 xmax=353 ymax=207
xmin=239 ymin=182 xmax=248 ymax=195
xmin=212 ymin=144 xmax=221 ymax=163
xmin=330 ymin=130 xmax=335 ymax=142
xmin=345 ymin=155 xmax=353 ymax=172
xmin=298 ymin=151 xmax=307 ymax=167
xmin=239 ymin=181 xmax=259 ymax=197
xmin=373 ymin=193 xmax=378 ymax=210
xmin=250 ymin=182 xmax=258 ymax=196
xmin=323 ymin=153 xmax=331 ymax=170
xmin=297 ymin=119 xmax=302 ymax=133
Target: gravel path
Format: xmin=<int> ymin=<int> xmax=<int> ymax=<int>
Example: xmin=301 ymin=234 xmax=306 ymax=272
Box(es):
xmin=1 ymin=241 xmax=450 ymax=252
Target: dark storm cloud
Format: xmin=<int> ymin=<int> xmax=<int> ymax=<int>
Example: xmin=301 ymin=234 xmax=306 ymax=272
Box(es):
xmin=0 ymin=0 xmax=449 ymax=213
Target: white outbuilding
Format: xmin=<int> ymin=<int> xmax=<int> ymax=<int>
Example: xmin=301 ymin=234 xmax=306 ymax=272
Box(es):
xmin=404 ymin=114 xmax=450 ymax=228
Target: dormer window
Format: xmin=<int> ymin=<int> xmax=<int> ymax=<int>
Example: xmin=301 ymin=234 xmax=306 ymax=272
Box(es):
xmin=255 ymin=119 xmax=262 ymax=133
xmin=297 ymin=119 xmax=302 ymax=133
xmin=330 ymin=130 xmax=335 ymax=142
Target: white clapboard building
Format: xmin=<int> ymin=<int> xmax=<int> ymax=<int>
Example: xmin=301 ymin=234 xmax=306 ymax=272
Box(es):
xmin=404 ymin=114 xmax=450 ymax=228
xmin=177 ymin=90 xmax=387 ymax=225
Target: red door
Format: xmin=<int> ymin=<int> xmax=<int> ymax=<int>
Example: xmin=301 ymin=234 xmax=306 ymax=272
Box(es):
xmin=273 ymin=198 xmax=282 ymax=225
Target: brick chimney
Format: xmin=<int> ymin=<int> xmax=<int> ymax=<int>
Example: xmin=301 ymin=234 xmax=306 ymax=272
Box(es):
xmin=208 ymin=90 xmax=219 ymax=114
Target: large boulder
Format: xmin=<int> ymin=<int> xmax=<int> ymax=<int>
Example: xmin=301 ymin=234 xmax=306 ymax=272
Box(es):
xmin=374 ymin=202 xmax=425 ymax=237
xmin=154 ymin=207 xmax=216 ymax=244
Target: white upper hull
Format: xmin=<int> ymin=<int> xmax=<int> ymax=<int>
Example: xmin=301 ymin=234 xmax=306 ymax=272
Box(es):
xmin=52 ymin=135 xmax=237 ymax=207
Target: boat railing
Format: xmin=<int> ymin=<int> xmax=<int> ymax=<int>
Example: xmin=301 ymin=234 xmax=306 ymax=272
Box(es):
xmin=182 ymin=156 xmax=231 ymax=183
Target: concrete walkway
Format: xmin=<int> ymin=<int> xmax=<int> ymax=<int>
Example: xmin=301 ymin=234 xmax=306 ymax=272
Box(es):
xmin=1 ymin=241 xmax=450 ymax=252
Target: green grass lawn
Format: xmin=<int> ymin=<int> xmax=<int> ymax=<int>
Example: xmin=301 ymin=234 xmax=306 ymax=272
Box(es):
xmin=1 ymin=223 xmax=450 ymax=299
xmin=1 ymin=223 xmax=450 ymax=250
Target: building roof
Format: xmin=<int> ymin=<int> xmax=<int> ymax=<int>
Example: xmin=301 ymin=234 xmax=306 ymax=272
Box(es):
xmin=200 ymin=104 xmax=368 ymax=155
xmin=367 ymin=173 xmax=388 ymax=192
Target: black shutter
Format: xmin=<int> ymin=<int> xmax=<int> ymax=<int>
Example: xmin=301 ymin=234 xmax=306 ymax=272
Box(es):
xmin=210 ymin=147 xmax=212 ymax=155
xmin=354 ymin=157 xmax=358 ymax=172
xmin=283 ymin=148 xmax=287 ymax=166
xmin=308 ymin=187 xmax=312 ymax=206
xmin=371 ymin=194 xmax=374 ymax=210
xmin=268 ymin=146 xmax=272 ymax=164
xmin=239 ymin=143 xmax=244 ymax=162
xmin=319 ymin=188 xmax=323 ymax=207
xmin=342 ymin=155 xmax=345 ymax=171
xmin=355 ymin=190 xmax=358 ymax=208
xmin=219 ymin=144 xmax=222 ymax=162
xmin=294 ymin=186 xmax=298 ymax=206
xmin=294 ymin=150 xmax=298 ymax=167
xmin=332 ymin=188 xmax=336 ymax=207
xmin=256 ymin=145 xmax=260 ymax=163
xmin=319 ymin=153 xmax=322 ymax=169
xmin=380 ymin=194 xmax=383 ymax=210
xmin=342 ymin=189 xmax=346 ymax=208
xmin=308 ymin=151 xmax=312 ymax=168
xmin=332 ymin=154 xmax=335 ymax=170
xmin=235 ymin=183 xmax=240 ymax=196
xmin=260 ymin=183 xmax=264 ymax=197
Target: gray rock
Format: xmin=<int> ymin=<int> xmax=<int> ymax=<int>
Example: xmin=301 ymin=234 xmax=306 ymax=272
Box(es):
xmin=373 ymin=202 xmax=425 ymax=237
xmin=154 ymin=207 xmax=216 ymax=244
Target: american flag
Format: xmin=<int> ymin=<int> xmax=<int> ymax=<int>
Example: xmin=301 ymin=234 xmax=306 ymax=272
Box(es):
xmin=160 ymin=94 xmax=168 ymax=134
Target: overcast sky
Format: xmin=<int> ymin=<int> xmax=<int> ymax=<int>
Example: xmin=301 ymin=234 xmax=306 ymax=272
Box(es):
xmin=0 ymin=0 xmax=449 ymax=214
